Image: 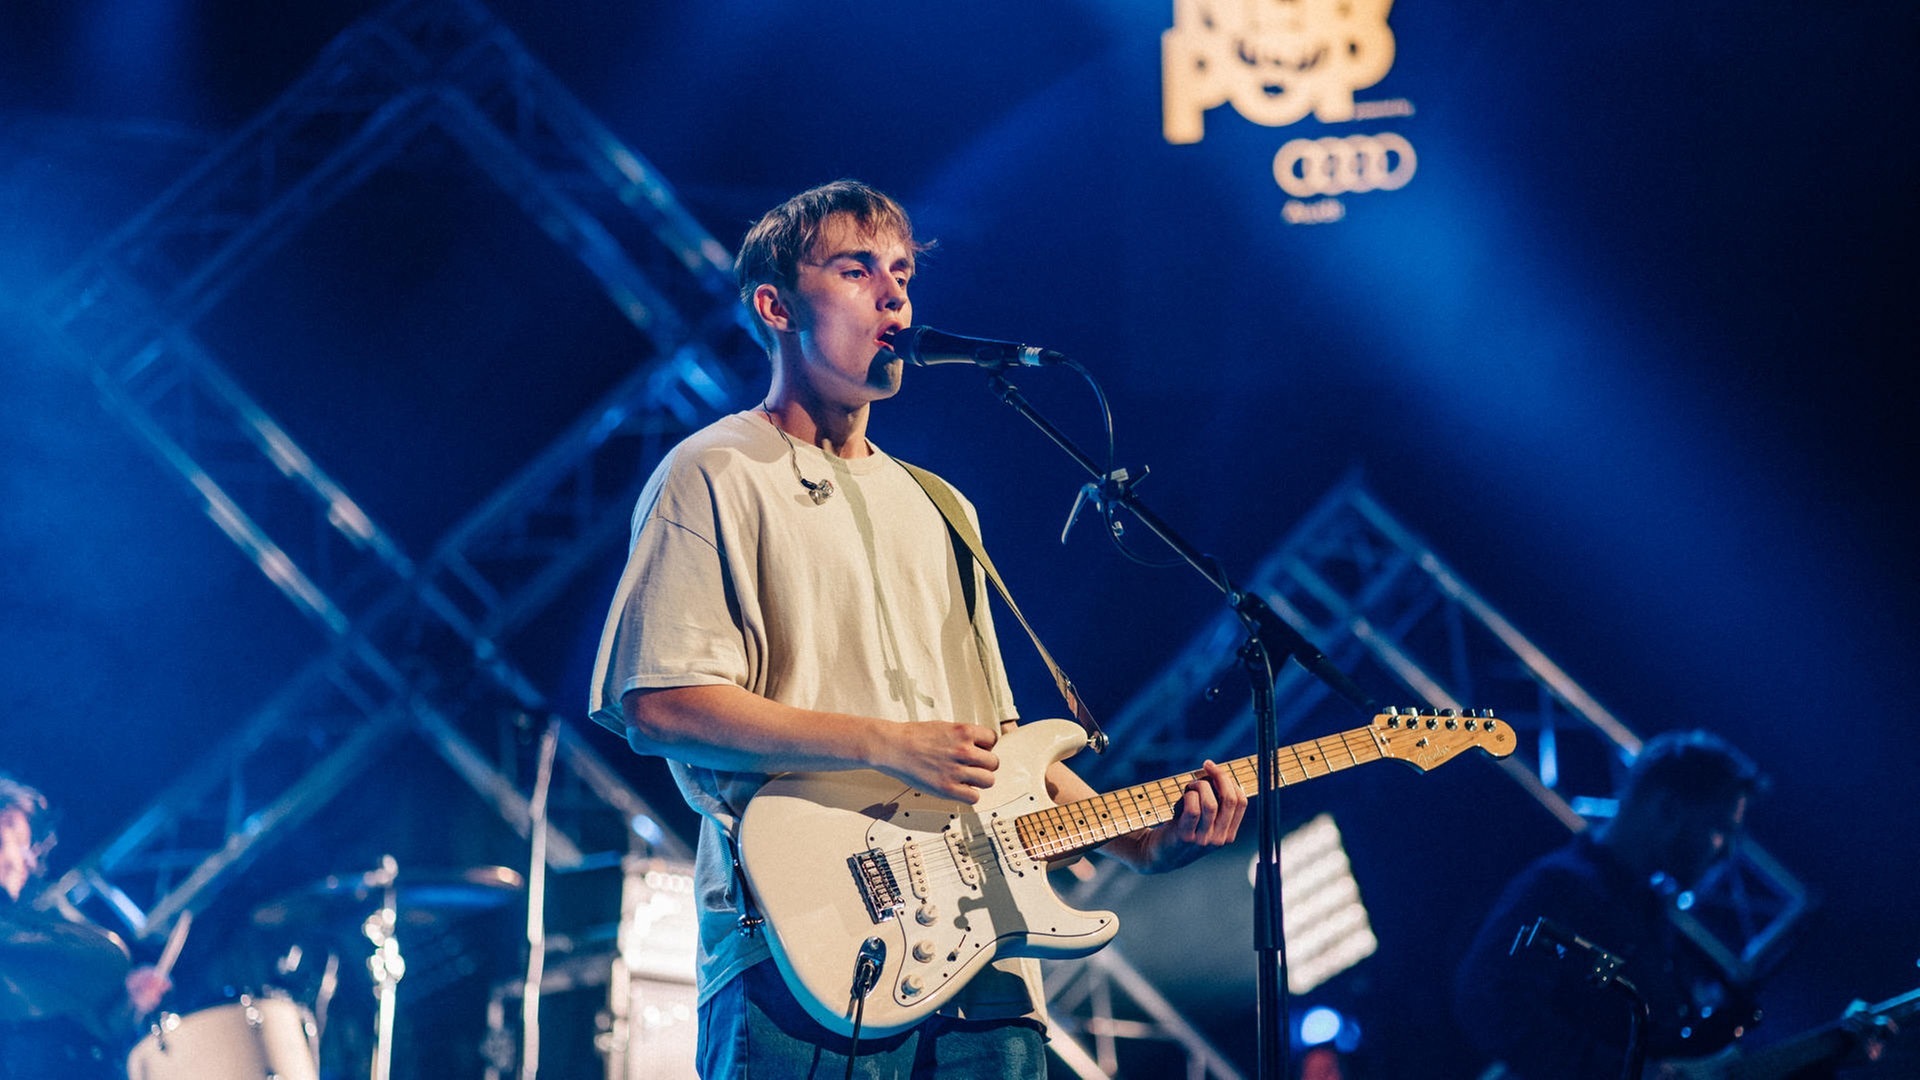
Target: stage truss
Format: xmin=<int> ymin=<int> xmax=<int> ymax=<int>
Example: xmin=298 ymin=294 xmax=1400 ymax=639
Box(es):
xmin=22 ymin=0 xmax=735 ymax=941
xmin=1045 ymin=471 xmax=1811 ymax=1073
xmin=15 ymin=1 xmax=1211 ymax=1074
xmin=18 ymin=2 xmax=1808 ymax=1076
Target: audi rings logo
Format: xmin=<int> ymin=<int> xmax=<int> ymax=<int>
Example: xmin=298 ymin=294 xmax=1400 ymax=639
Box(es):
xmin=1273 ymin=132 xmax=1416 ymax=198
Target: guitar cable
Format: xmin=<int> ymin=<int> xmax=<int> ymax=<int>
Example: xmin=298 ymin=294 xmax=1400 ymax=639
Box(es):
xmin=845 ymin=938 xmax=886 ymax=1080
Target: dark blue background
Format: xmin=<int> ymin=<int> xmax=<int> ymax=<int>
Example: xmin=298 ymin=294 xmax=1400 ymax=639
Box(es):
xmin=4 ymin=2 xmax=1915 ymax=1075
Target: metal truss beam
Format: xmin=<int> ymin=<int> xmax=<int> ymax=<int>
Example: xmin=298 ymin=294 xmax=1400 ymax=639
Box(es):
xmin=1043 ymin=948 xmax=1247 ymax=1080
xmin=1062 ymin=472 xmax=1808 ymax=995
xmin=27 ymin=0 xmax=736 ymax=940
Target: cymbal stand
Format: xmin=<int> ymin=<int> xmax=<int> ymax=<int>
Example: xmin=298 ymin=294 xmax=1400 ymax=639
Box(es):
xmin=363 ymin=854 xmax=405 ymax=1080
xmin=314 ymin=950 xmax=340 ymax=1046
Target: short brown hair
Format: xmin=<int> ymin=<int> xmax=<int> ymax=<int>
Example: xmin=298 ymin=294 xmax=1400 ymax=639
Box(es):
xmin=0 ymin=773 xmax=46 ymax=820
xmin=1622 ymin=729 xmax=1767 ymax=810
xmin=0 ymin=773 xmax=51 ymax=853
xmin=734 ymin=180 xmax=926 ymax=349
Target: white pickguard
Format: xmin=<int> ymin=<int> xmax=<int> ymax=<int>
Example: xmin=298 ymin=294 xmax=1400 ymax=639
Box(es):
xmin=737 ymin=718 xmax=1116 ymax=1038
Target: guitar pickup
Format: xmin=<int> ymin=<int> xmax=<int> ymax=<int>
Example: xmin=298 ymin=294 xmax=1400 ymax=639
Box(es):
xmin=849 ymin=849 xmax=904 ymax=924
xmin=902 ymin=838 xmax=930 ymax=899
xmin=945 ymin=827 xmax=981 ymax=889
xmin=991 ymin=816 xmax=1031 ymax=877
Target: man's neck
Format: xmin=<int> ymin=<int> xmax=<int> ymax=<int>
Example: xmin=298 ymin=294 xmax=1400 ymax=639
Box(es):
xmin=761 ymin=392 xmax=873 ymax=459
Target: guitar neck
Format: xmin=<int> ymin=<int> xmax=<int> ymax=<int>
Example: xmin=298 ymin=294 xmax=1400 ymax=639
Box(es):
xmin=1014 ymin=724 xmax=1387 ymax=862
xmin=1727 ymin=986 xmax=1920 ymax=1080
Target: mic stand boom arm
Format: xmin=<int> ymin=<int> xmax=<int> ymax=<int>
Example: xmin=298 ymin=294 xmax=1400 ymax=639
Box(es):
xmin=986 ymin=374 xmax=1378 ymax=1080
xmin=987 ymin=377 xmax=1375 ymax=709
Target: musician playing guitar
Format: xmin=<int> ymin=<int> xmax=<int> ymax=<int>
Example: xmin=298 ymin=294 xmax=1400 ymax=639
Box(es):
xmin=589 ymin=180 xmax=1245 ymax=1079
xmin=1453 ymin=730 xmax=1793 ymax=1079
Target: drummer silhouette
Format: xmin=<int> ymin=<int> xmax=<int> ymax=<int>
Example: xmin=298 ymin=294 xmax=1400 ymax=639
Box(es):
xmin=0 ymin=773 xmax=170 ymax=1079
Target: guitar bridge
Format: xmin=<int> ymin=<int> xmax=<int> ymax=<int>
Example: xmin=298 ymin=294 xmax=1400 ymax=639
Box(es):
xmin=849 ymin=849 xmax=904 ymax=924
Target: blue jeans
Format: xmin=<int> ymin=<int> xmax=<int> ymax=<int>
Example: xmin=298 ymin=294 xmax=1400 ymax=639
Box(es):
xmin=697 ymin=959 xmax=1047 ymax=1079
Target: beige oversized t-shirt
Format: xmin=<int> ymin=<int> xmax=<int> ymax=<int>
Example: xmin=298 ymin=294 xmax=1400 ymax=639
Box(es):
xmin=589 ymin=410 xmax=1043 ymax=1020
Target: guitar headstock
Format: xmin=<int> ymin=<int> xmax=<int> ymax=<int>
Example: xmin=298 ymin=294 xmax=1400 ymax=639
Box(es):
xmin=1372 ymin=707 xmax=1514 ymax=771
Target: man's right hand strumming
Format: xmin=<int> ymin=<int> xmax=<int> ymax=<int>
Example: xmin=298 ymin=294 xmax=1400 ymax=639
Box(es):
xmin=873 ymin=720 xmax=1001 ymax=803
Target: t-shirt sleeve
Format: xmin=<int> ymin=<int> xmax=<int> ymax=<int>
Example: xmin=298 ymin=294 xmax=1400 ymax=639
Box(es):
xmin=589 ymin=463 xmax=752 ymax=735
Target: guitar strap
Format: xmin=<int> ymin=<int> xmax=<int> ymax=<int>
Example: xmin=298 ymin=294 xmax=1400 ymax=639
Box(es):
xmin=724 ymin=459 xmax=1106 ymax=944
xmin=897 ymin=460 xmax=1107 ymax=754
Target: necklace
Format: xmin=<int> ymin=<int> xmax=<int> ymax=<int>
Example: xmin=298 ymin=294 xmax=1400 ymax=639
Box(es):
xmin=761 ymin=405 xmax=835 ymax=505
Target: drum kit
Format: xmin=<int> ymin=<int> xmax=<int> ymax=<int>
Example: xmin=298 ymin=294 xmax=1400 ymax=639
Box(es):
xmin=49 ymin=858 xmax=526 ymax=1080
xmin=125 ymin=993 xmax=321 ymax=1080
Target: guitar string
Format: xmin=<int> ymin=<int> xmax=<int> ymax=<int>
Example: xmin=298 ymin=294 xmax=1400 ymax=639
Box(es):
xmin=862 ymin=726 xmax=1488 ymax=903
xmin=868 ymin=769 xmax=1215 ymax=894
xmin=865 ymin=728 xmax=1398 ymax=894
xmin=1009 ymin=728 xmax=1386 ymax=859
xmin=970 ymin=732 xmax=1381 ymax=863
xmin=878 ymin=780 xmax=1187 ymax=884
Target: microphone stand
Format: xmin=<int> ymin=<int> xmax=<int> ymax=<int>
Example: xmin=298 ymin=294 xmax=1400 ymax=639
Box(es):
xmin=1513 ymin=918 xmax=1649 ymax=1080
xmin=985 ymin=375 xmax=1377 ymax=1080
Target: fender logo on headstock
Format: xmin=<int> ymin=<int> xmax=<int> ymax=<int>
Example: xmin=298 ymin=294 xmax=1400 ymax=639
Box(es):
xmin=1375 ymin=707 xmax=1514 ymax=772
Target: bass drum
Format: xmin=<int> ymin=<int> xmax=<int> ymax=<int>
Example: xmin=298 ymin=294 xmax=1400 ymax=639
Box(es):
xmin=125 ymin=992 xmax=319 ymax=1080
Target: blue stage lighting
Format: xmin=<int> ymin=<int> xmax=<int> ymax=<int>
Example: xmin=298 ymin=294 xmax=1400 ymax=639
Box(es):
xmin=1298 ymin=1005 xmax=1343 ymax=1047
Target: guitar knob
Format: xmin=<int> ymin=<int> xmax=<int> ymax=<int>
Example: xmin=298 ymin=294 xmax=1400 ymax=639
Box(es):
xmin=912 ymin=940 xmax=936 ymax=962
xmin=915 ymin=903 xmax=939 ymax=926
xmin=901 ymin=975 xmax=924 ymax=996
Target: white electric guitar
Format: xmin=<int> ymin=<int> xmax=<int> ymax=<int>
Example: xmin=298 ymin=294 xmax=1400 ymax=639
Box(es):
xmin=737 ymin=707 xmax=1514 ymax=1037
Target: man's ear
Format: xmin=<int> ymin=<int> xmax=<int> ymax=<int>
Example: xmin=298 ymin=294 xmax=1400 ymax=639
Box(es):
xmin=752 ymin=283 xmax=794 ymax=336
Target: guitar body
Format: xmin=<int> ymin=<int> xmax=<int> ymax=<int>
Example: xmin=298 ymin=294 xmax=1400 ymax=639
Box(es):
xmin=737 ymin=706 xmax=1512 ymax=1039
xmin=738 ymin=718 xmax=1117 ymax=1037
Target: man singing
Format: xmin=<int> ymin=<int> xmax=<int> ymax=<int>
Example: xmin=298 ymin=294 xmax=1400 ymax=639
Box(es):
xmin=590 ymin=180 xmax=1245 ymax=1078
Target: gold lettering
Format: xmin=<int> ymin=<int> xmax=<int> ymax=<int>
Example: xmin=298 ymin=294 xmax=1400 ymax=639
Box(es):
xmin=1163 ymin=0 xmax=1397 ymax=145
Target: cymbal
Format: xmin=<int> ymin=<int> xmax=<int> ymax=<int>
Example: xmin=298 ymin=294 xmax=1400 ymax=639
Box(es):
xmin=1 ymin=907 xmax=132 ymax=1022
xmin=251 ymin=865 xmax=524 ymax=929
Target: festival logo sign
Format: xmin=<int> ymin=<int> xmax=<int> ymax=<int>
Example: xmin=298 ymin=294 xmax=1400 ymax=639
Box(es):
xmin=1163 ymin=0 xmax=1415 ymax=224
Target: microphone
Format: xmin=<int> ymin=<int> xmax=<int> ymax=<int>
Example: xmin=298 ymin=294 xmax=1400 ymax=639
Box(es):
xmin=884 ymin=326 xmax=1068 ymax=370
